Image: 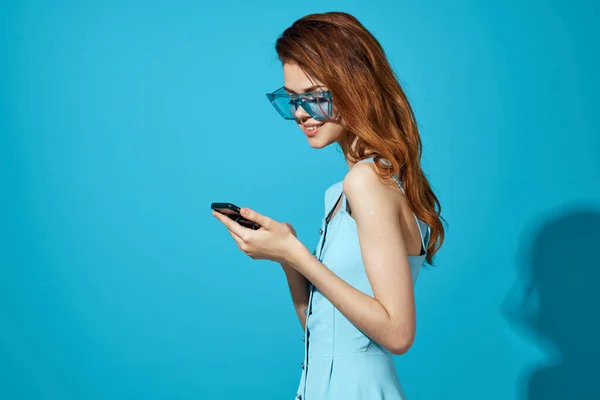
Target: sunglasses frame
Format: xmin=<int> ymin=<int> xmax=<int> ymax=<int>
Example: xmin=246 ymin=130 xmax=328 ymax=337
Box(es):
xmin=265 ymin=86 xmax=333 ymax=121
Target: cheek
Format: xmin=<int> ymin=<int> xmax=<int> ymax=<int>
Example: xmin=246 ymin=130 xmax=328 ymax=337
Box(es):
xmin=323 ymin=123 xmax=345 ymax=139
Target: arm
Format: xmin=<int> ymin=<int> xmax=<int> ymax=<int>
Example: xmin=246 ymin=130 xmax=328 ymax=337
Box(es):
xmin=285 ymin=164 xmax=416 ymax=355
xmin=280 ymin=262 xmax=310 ymax=331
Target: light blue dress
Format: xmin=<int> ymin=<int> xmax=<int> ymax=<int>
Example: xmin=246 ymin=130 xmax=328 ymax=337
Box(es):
xmin=294 ymin=157 xmax=431 ymax=400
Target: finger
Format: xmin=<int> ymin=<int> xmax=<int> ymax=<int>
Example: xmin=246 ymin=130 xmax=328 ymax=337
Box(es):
xmin=212 ymin=210 xmax=247 ymax=238
xmin=227 ymin=229 xmax=255 ymax=257
xmin=239 ymin=207 xmax=271 ymax=229
xmin=227 ymin=228 xmax=243 ymax=244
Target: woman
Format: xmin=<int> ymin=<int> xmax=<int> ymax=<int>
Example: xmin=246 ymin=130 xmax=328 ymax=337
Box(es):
xmin=212 ymin=11 xmax=445 ymax=400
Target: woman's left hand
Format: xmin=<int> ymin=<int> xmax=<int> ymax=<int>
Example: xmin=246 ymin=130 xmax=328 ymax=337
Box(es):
xmin=212 ymin=207 xmax=299 ymax=264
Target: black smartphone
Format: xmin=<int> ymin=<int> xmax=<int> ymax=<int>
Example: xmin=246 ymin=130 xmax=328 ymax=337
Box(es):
xmin=211 ymin=202 xmax=261 ymax=230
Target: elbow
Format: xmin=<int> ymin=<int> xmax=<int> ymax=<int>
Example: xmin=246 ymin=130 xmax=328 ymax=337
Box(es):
xmin=388 ymin=341 xmax=413 ymax=356
xmin=386 ymin=329 xmax=415 ymax=356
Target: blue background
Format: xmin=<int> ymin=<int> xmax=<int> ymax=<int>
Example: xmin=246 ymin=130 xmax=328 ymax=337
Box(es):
xmin=1 ymin=0 xmax=599 ymax=399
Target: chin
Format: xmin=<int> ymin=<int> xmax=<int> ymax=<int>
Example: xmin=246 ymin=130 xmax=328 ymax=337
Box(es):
xmin=306 ymin=135 xmax=335 ymax=149
xmin=308 ymin=138 xmax=329 ymax=149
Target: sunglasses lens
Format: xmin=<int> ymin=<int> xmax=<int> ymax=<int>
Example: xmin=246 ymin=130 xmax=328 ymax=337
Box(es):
xmin=301 ymin=97 xmax=332 ymax=120
xmin=270 ymin=95 xmax=297 ymax=119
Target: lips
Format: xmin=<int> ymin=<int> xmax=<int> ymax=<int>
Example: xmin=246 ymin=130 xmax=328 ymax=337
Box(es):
xmin=301 ymin=123 xmax=324 ymax=137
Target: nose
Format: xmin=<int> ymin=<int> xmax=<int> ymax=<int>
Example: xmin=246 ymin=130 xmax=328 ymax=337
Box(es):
xmin=294 ymin=101 xmax=310 ymax=120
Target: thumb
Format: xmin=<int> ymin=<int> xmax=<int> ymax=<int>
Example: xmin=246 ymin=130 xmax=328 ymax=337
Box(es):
xmin=240 ymin=207 xmax=271 ymax=228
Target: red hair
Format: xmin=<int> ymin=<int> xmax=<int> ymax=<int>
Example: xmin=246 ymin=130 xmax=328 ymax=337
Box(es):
xmin=275 ymin=12 xmax=445 ymax=264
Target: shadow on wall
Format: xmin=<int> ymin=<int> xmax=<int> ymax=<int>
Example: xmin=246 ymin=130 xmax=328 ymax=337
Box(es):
xmin=503 ymin=205 xmax=600 ymax=400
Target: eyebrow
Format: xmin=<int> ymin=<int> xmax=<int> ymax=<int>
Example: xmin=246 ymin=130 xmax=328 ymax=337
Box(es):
xmin=283 ymin=85 xmax=326 ymax=94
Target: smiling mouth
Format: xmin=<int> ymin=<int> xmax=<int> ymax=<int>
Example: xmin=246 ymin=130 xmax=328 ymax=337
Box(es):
xmin=301 ymin=123 xmax=324 ymax=137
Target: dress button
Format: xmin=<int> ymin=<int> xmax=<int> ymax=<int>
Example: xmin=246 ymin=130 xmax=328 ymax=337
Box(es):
xmin=304 ymin=309 xmax=308 ymax=315
xmin=319 ymin=228 xmax=323 ymax=234
xmin=302 ymin=335 xmax=305 ymax=342
xmin=301 ymin=362 xmax=305 ymax=369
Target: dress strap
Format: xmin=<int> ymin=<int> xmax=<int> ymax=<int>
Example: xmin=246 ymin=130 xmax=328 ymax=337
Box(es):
xmin=341 ymin=189 xmax=350 ymax=214
xmin=357 ymin=156 xmax=376 ymax=165
xmin=326 ymin=191 xmax=343 ymax=225
xmin=414 ymin=216 xmax=431 ymax=253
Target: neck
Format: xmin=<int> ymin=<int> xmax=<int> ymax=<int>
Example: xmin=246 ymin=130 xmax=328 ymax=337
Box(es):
xmin=342 ymin=136 xmax=368 ymax=170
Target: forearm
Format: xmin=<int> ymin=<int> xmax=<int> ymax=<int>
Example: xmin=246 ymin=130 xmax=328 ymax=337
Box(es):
xmin=281 ymin=262 xmax=310 ymax=331
xmin=286 ymin=241 xmax=414 ymax=354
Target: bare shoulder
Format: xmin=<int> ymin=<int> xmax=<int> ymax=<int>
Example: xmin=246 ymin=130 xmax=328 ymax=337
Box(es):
xmin=344 ymin=161 xmax=422 ymax=256
xmin=344 ymin=162 xmax=402 ymax=198
xmin=343 ymin=162 xmax=403 ymax=211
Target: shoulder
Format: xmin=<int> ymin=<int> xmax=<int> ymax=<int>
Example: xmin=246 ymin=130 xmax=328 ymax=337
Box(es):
xmin=344 ymin=162 xmax=377 ymax=189
xmin=343 ymin=162 xmax=403 ymax=211
xmin=343 ymin=163 xmax=402 ymax=220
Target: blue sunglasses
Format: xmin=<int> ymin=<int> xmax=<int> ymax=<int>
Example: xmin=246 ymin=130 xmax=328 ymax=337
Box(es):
xmin=265 ymin=87 xmax=333 ymax=121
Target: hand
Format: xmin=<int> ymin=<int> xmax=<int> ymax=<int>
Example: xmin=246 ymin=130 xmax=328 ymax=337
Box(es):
xmin=212 ymin=207 xmax=299 ymax=264
xmin=285 ymin=222 xmax=297 ymax=237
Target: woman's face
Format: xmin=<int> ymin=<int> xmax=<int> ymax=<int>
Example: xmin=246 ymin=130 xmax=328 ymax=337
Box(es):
xmin=283 ymin=63 xmax=345 ymax=149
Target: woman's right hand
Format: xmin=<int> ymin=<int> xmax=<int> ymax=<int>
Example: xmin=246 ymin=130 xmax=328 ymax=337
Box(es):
xmin=283 ymin=222 xmax=297 ymax=237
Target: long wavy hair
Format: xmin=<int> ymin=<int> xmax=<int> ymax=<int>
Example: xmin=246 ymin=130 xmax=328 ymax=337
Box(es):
xmin=275 ymin=12 xmax=445 ymax=264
